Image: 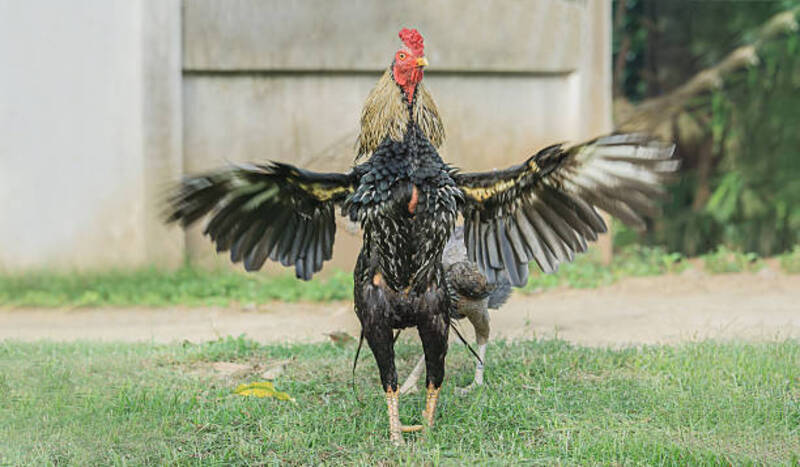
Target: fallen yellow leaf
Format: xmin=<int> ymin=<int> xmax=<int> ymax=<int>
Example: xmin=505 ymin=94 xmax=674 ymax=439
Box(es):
xmin=233 ymin=381 xmax=294 ymax=402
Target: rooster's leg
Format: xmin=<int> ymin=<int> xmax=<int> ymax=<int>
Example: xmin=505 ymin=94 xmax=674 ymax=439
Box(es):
xmin=457 ymin=309 xmax=490 ymax=395
xmin=385 ymin=388 xmax=424 ymax=443
xmin=422 ymin=383 xmax=441 ymax=427
xmin=417 ymin=310 xmax=448 ymax=428
xmin=456 ymin=342 xmax=487 ymax=395
xmin=473 ymin=342 xmax=487 ymax=385
xmin=365 ymin=321 xmax=422 ymax=444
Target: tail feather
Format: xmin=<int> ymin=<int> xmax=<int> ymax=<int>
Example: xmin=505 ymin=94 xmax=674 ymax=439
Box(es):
xmin=487 ymin=276 xmax=512 ymax=309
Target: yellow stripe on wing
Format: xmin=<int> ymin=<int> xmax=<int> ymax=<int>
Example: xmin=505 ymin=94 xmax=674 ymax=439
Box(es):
xmin=461 ymin=160 xmax=539 ymax=203
xmin=461 ymin=180 xmax=517 ymax=202
xmin=298 ymin=182 xmax=353 ymax=202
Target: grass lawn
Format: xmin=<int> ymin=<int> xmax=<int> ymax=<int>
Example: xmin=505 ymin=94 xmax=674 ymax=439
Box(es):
xmin=1 ymin=337 xmax=798 ymax=465
xmin=3 ymin=245 xmax=797 ymax=308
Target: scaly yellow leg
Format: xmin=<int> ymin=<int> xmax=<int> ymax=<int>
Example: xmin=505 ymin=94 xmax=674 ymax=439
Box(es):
xmin=421 ymin=384 xmax=441 ymax=427
xmin=385 ymin=388 xmax=423 ymax=445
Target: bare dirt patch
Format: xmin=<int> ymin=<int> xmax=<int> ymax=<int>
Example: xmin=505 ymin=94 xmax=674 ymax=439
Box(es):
xmin=1 ymin=271 xmax=798 ymax=347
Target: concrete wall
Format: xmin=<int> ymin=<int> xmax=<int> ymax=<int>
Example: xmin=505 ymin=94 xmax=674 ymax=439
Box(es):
xmin=0 ymin=0 xmax=611 ymax=272
xmin=0 ymin=0 xmax=183 ymax=271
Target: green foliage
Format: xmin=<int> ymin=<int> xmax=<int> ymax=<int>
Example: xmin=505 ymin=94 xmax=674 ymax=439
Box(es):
xmin=523 ymin=253 xmax=613 ymax=292
xmin=522 ymin=245 xmax=686 ymax=293
xmin=614 ymin=244 xmax=687 ymax=275
xmin=1 ymin=339 xmax=797 ymax=464
xmin=612 ymin=0 xmax=650 ymax=100
xmin=778 ymin=245 xmax=800 ymax=273
xmin=2 ymin=250 xmax=683 ymax=307
xmin=0 ymin=267 xmax=353 ymax=307
xmin=0 ymin=252 xmax=638 ymax=306
xmin=698 ymin=32 xmax=800 ymax=255
xmin=615 ymin=1 xmax=800 ymax=255
xmin=701 ymin=246 xmax=763 ymax=274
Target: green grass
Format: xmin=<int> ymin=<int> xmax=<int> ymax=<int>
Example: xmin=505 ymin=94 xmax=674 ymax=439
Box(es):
xmin=522 ymin=245 xmax=687 ymax=293
xmin=702 ymin=246 xmax=764 ymax=274
xmin=0 ymin=337 xmax=797 ymax=464
xmin=0 ymin=247 xmax=682 ymax=307
xmin=0 ymin=267 xmax=354 ymax=307
xmin=1 ymin=244 xmax=797 ymax=307
xmin=779 ymin=246 xmax=800 ymax=274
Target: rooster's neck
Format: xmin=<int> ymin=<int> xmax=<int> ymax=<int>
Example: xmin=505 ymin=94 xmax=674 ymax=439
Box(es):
xmin=400 ymin=83 xmax=418 ymax=106
xmin=356 ymin=69 xmax=445 ymax=161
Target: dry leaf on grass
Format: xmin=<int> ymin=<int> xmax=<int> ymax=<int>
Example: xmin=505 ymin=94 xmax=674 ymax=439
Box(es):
xmin=234 ymin=381 xmax=295 ymax=402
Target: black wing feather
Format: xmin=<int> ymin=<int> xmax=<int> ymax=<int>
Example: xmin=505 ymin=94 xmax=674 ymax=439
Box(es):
xmin=166 ymin=162 xmax=356 ymax=279
xmin=454 ymin=133 xmax=677 ymax=286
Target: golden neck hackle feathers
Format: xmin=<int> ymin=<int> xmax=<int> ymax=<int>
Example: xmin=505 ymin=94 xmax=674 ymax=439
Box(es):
xmin=356 ymin=69 xmax=445 ymax=160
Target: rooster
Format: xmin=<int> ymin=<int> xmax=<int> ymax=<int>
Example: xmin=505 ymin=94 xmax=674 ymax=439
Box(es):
xmin=167 ymin=28 xmax=677 ymax=444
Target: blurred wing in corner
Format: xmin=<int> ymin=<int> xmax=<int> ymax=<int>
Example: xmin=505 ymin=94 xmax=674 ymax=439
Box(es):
xmin=454 ymin=134 xmax=678 ymax=286
xmin=166 ymin=162 xmax=357 ymax=280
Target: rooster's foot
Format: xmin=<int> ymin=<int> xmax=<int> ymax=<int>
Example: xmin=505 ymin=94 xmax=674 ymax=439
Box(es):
xmin=455 ymin=381 xmax=482 ymax=396
xmin=421 ymin=384 xmax=441 ymax=428
xmin=386 ymin=388 xmax=424 ymax=444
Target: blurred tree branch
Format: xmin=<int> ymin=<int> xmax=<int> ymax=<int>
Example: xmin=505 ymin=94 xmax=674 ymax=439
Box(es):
xmin=611 ymin=2 xmax=800 ymax=255
xmin=614 ymin=5 xmax=800 ymax=138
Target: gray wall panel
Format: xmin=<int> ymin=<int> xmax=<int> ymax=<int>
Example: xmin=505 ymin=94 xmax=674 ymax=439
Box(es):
xmin=183 ymin=0 xmax=584 ymax=72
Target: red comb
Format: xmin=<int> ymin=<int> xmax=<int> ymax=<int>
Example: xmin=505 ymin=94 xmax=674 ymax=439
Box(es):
xmin=399 ymin=28 xmax=424 ymax=56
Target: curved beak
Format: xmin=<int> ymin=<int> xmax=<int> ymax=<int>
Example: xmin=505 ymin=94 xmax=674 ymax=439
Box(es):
xmin=416 ymin=57 xmax=429 ymax=68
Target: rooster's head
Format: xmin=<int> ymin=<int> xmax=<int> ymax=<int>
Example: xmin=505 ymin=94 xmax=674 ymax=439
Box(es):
xmin=393 ymin=28 xmax=428 ymax=103
xmin=356 ymin=27 xmax=443 ymax=159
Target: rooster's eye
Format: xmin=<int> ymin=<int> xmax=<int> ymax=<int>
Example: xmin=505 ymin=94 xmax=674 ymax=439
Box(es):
xmin=398 ymin=53 xmax=406 ymax=60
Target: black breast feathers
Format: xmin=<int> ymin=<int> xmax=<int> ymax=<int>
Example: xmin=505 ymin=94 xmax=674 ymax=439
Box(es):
xmin=344 ymin=124 xmax=462 ymax=292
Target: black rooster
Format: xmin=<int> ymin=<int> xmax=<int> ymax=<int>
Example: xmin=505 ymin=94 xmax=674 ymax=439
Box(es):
xmin=167 ymin=28 xmax=677 ymax=444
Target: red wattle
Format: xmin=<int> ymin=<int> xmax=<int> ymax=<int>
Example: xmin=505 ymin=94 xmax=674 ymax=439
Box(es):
xmin=393 ymin=64 xmax=423 ymax=104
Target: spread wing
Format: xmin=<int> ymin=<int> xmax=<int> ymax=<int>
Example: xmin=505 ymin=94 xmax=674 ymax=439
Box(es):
xmin=454 ymin=134 xmax=678 ymax=286
xmin=166 ymin=162 xmax=358 ymax=280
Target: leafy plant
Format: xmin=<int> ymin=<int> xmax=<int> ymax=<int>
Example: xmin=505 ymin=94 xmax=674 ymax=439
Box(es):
xmin=522 ymin=245 xmax=687 ymax=294
xmin=612 ymin=245 xmax=687 ymax=276
xmin=701 ymin=245 xmax=763 ymax=274
xmin=614 ymin=1 xmax=800 ymax=256
xmin=778 ymin=245 xmax=800 ymax=274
